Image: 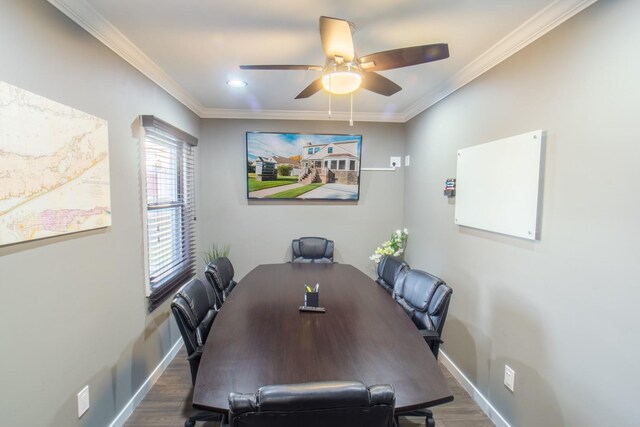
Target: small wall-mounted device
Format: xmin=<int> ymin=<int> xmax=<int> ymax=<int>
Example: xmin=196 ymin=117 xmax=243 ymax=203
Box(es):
xmin=390 ymin=157 xmax=401 ymax=168
xmin=444 ymin=178 xmax=456 ymax=197
xmin=504 ymin=365 xmax=515 ymax=392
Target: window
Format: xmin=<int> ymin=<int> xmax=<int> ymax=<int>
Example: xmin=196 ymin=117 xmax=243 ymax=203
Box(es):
xmin=308 ymin=148 xmax=313 ymax=154
xmin=328 ymin=147 xmax=333 ymax=154
xmin=330 ymin=160 xmax=337 ymax=169
xmin=140 ymin=116 xmax=197 ymax=312
xmin=314 ymin=147 xmax=321 ymax=153
xmin=349 ymin=160 xmax=356 ymax=170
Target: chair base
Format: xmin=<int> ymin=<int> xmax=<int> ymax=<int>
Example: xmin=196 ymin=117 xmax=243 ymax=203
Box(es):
xmin=396 ymin=409 xmax=435 ymax=427
xmin=184 ymin=411 xmax=224 ymax=427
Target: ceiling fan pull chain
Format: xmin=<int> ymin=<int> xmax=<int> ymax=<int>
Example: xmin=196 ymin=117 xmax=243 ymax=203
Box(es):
xmin=328 ymin=91 xmax=332 ymax=118
xmin=349 ymin=93 xmax=354 ymax=126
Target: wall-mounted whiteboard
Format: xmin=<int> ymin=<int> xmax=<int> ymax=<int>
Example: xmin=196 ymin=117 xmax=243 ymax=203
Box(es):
xmin=454 ymin=130 xmax=544 ymax=240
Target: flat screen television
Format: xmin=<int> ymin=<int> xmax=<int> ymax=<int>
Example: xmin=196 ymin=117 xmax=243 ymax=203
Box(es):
xmin=246 ymin=132 xmax=362 ymax=201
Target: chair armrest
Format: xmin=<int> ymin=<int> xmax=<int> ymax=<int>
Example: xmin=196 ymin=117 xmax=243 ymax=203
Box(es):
xmin=187 ymin=346 xmax=204 ymax=361
xmin=227 ymin=280 xmax=237 ymax=294
xmin=419 ymin=329 xmax=443 ymax=343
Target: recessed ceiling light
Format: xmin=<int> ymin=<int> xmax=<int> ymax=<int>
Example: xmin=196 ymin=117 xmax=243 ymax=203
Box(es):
xmin=227 ymin=80 xmax=247 ymax=88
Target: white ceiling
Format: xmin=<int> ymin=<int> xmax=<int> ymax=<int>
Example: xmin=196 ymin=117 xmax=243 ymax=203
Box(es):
xmin=48 ymin=0 xmax=597 ymax=122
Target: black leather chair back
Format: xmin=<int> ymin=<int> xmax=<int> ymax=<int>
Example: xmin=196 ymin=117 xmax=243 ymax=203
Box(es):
xmin=229 ymin=381 xmax=396 ymax=427
xmin=171 ymin=279 xmax=218 ymax=385
xmin=375 ymin=256 xmax=408 ymax=295
xmin=291 ymin=237 xmax=334 ymax=263
xmin=204 ymin=256 xmax=237 ymax=308
xmin=394 ymin=269 xmax=452 ymax=358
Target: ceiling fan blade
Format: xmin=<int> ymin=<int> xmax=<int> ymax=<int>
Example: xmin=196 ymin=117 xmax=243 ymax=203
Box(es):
xmin=359 ymin=43 xmax=449 ymax=71
xmin=295 ymin=78 xmax=324 ymax=99
xmin=360 ymin=72 xmax=402 ymax=96
xmin=319 ymin=16 xmax=354 ymax=62
xmin=240 ymin=65 xmax=323 ymax=71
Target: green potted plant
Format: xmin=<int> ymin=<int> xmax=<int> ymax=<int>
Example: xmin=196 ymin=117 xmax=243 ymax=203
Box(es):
xmin=201 ymin=243 xmax=230 ymax=265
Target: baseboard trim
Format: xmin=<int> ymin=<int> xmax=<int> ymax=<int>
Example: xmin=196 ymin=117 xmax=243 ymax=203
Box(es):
xmin=108 ymin=339 xmax=184 ymax=427
xmin=439 ymin=350 xmax=513 ymax=427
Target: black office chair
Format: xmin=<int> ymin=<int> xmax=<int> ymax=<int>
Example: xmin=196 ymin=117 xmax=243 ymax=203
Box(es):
xmin=171 ymin=279 xmax=222 ymax=427
xmin=375 ymin=255 xmax=409 ymax=295
xmin=392 ymin=269 xmax=452 ymax=427
xmin=291 ymin=237 xmax=334 ymax=263
xmin=204 ymin=256 xmax=237 ymax=309
xmin=393 ymin=269 xmax=453 ymax=359
xmin=228 ymin=381 xmax=396 ymax=427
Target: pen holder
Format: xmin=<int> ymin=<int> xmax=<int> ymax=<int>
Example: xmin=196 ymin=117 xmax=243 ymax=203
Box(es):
xmin=305 ymin=291 xmax=319 ymax=307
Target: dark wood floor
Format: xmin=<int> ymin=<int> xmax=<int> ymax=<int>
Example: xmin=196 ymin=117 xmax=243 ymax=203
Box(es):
xmin=124 ymin=347 xmax=494 ymax=427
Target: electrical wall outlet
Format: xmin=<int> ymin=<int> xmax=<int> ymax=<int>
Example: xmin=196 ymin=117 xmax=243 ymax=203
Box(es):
xmin=77 ymin=385 xmax=90 ymax=418
xmin=405 ymin=155 xmax=410 ymax=166
xmin=390 ymin=156 xmax=401 ymax=168
xmin=504 ymin=365 xmax=515 ymax=392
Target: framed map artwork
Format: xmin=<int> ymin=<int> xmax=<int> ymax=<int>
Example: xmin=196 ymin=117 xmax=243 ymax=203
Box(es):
xmin=0 ymin=81 xmax=111 ymax=246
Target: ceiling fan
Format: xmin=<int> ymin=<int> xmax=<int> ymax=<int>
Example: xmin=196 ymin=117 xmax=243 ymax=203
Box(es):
xmin=240 ymin=16 xmax=449 ymax=99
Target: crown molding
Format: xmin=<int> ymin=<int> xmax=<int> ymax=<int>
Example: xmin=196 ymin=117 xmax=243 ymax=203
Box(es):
xmin=46 ymin=0 xmax=206 ymax=116
xmin=403 ymin=0 xmax=599 ymax=121
xmin=48 ymin=0 xmax=598 ymax=123
xmin=199 ymin=107 xmax=406 ymax=123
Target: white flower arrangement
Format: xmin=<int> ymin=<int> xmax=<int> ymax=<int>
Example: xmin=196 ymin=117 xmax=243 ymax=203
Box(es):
xmin=369 ymin=228 xmax=408 ymax=264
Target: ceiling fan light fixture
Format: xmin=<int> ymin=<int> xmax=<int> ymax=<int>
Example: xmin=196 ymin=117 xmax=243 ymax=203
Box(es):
xmin=322 ymin=69 xmax=361 ymax=95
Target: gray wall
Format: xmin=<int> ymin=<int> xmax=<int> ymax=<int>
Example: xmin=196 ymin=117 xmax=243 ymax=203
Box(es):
xmin=197 ymin=119 xmax=406 ymax=280
xmin=403 ymin=0 xmax=640 ymax=426
xmin=0 ymin=1 xmax=199 ymax=426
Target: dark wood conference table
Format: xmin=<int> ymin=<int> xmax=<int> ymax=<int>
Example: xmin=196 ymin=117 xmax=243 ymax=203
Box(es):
xmin=193 ymin=263 xmax=453 ymax=413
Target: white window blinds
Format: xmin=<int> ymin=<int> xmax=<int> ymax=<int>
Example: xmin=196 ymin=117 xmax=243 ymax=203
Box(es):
xmin=140 ymin=116 xmax=197 ymax=311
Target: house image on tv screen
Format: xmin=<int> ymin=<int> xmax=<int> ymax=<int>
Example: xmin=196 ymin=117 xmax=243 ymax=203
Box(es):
xmin=300 ymin=140 xmax=360 ymax=185
xmin=246 ymin=132 xmax=362 ymax=200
